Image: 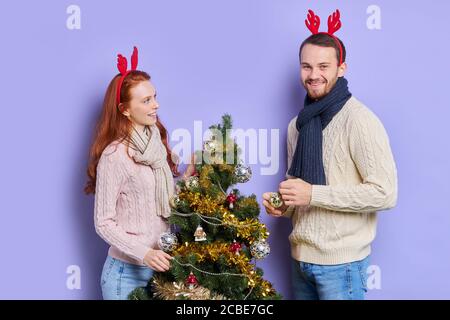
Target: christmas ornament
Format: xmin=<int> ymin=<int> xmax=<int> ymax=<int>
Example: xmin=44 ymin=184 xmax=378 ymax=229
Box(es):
xmin=229 ymin=240 xmax=242 ymax=256
xmin=185 ymin=176 xmax=200 ymax=191
xmin=158 ymin=231 xmax=179 ymax=252
xmin=234 ymin=163 xmax=252 ymax=183
xmin=269 ymin=192 xmax=284 ymax=209
xmin=186 ymin=272 xmax=198 ymax=290
xmin=169 ymin=195 xmax=182 ymax=209
xmin=226 ymin=192 xmax=238 ymax=209
xmin=194 ymin=225 xmax=207 ymax=242
xmin=203 ymin=139 xmax=219 ymax=153
xmin=250 ymin=239 xmax=270 ymax=259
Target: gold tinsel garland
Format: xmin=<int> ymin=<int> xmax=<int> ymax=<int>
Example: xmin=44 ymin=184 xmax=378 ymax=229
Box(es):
xmin=178 ymin=191 xmax=228 ymax=216
xmin=222 ymin=212 xmax=269 ymax=242
xmin=199 ymin=164 xmax=214 ymax=191
xmin=152 ymin=275 xmax=228 ymax=300
xmin=217 ymin=163 xmax=234 ymax=174
xmin=177 ymin=191 xmax=269 ymax=241
xmin=173 ymin=242 xmax=276 ymax=298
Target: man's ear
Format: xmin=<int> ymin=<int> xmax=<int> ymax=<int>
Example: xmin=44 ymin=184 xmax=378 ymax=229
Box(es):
xmin=118 ymin=103 xmax=130 ymax=117
xmin=338 ymin=62 xmax=347 ymax=77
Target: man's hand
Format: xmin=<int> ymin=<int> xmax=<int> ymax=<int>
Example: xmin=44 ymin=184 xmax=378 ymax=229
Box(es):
xmin=262 ymin=192 xmax=288 ymax=217
xmin=279 ymin=178 xmax=312 ymax=207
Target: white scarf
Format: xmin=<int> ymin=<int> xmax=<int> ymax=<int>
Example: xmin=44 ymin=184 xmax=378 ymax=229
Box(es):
xmin=127 ymin=125 xmax=174 ymax=218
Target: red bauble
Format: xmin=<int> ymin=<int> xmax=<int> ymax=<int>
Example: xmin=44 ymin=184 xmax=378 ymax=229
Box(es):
xmin=226 ymin=193 xmax=238 ymax=209
xmin=230 ymin=241 xmax=242 ymax=255
xmin=186 ymin=272 xmax=198 ymax=286
xmin=226 ymin=193 xmax=237 ymax=203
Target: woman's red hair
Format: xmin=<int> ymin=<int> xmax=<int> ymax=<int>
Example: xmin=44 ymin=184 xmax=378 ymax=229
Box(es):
xmin=85 ymin=70 xmax=179 ymax=194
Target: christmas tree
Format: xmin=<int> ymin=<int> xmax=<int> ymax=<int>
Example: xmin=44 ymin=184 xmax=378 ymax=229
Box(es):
xmin=129 ymin=114 xmax=281 ymax=300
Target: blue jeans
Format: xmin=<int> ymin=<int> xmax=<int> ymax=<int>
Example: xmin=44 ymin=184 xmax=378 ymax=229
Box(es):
xmin=291 ymin=256 xmax=370 ymax=300
xmin=100 ymin=255 xmax=154 ymax=300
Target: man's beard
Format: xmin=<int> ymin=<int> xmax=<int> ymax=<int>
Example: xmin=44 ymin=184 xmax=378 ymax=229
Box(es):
xmin=304 ymin=76 xmax=338 ymax=100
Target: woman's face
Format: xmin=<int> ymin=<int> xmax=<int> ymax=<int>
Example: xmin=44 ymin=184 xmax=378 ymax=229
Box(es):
xmin=121 ymin=80 xmax=159 ymax=128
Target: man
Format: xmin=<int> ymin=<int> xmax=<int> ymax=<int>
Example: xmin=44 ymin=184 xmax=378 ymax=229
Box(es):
xmin=262 ymin=10 xmax=397 ymax=300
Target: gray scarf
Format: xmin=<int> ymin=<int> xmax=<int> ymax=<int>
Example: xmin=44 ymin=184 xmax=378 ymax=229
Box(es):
xmin=127 ymin=125 xmax=174 ymax=218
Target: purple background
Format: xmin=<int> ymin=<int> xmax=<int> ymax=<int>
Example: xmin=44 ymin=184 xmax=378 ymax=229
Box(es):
xmin=1 ymin=0 xmax=449 ymax=299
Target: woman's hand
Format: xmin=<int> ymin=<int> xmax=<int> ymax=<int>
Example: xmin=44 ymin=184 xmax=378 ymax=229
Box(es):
xmin=143 ymin=248 xmax=173 ymax=272
xmin=182 ymin=152 xmax=197 ymax=179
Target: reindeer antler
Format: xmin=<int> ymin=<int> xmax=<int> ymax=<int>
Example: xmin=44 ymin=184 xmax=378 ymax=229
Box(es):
xmin=327 ymin=9 xmax=341 ymax=35
xmin=131 ymin=46 xmax=138 ymax=71
xmin=117 ymin=46 xmax=139 ymax=75
xmin=117 ymin=54 xmax=128 ymax=75
xmin=305 ymin=9 xmax=320 ymax=34
xmin=302 ymin=9 xmax=344 ymax=65
xmin=116 ymin=46 xmax=140 ymax=105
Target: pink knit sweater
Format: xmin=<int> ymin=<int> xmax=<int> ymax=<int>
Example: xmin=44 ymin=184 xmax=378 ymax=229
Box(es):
xmin=94 ymin=141 xmax=169 ymax=266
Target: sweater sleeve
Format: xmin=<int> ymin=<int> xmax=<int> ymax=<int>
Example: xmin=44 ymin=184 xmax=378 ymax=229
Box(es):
xmin=94 ymin=151 xmax=150 ymax=263
xmin=310 ymin=108 xmax=398 ymax=213
xmin=282 ymin=118 xmax=298 ymax=218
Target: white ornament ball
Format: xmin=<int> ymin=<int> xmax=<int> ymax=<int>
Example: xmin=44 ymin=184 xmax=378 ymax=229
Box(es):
xmin=250 ymin=239 xmax=270 ymax=259
xmin=170 ymin=195 xmax=182 ymax=209
xmin=203 ymin=139 xmax=219 ymax=153
xmin=234 ymin=164 xmax=252 ymax=183
xmin=185 ymin=176 xmax=200 ymax=191
xmin=158 ymin=232 xmax=178 ymax=252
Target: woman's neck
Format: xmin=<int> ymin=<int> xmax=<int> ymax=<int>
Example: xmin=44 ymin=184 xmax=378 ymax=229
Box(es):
xmin=133 ymin=123 xmax=146 ymax=133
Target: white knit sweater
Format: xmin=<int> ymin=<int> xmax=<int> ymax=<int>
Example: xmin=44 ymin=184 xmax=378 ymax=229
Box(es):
xmin=285 ymin=96 xmax=398 ymax=265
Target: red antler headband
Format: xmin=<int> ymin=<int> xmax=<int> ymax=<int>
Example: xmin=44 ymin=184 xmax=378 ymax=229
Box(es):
xmin=116 ymin=46 xmax=139 ymax=105
xmin=305 ymin=9 xmax=344 ymax=66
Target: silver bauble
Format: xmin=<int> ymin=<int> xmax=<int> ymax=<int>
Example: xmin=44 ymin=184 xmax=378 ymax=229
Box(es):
xmin=158 ymin=232 xmax=179 ymax=252
xmin=234 ymin=164 xmax=252 ymax=183
xmin=269 ymin=192 xmax=284 ymax=209
xmin=250 ymin=239 xmax=270 ymax=259
xmin=185 ymin=176 xmax=200 ymax=191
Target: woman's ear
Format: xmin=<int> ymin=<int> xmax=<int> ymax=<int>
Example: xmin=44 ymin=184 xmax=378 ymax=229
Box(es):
xmin=118 ymin=103 xmax=130 ymax=117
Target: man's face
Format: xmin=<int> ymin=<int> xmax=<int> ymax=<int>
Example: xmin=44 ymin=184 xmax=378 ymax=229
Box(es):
xmin=300 ymin=44 xmax=347 ymax=100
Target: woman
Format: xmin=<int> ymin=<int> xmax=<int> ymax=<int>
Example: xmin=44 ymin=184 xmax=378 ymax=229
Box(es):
xmin=85 ymin=47 xmax=193 ymax=300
